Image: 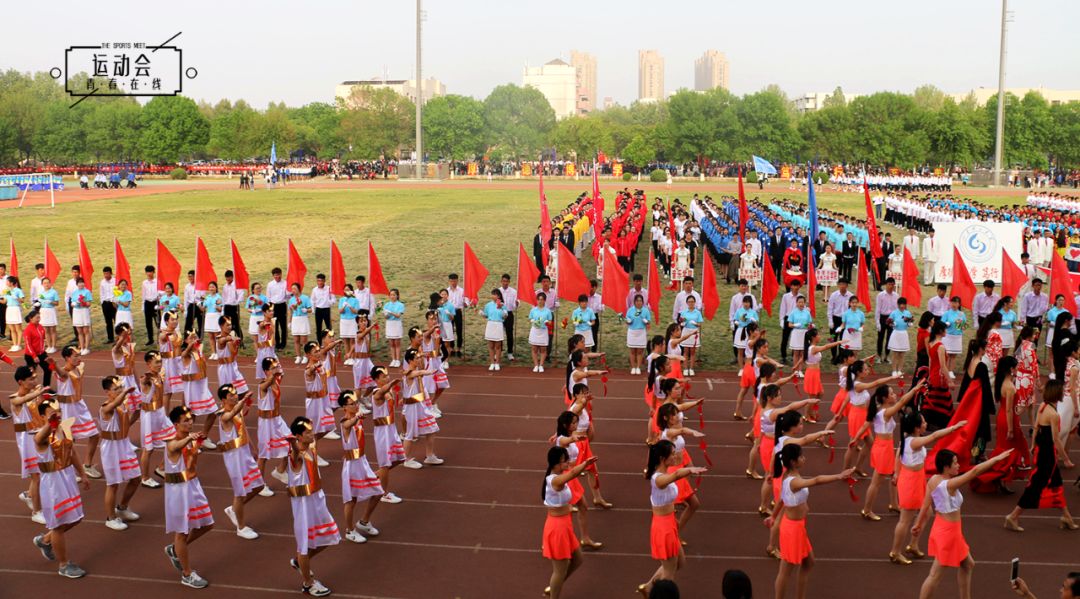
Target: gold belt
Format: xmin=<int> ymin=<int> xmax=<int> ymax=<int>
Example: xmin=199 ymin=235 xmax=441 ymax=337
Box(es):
xmin=100 ymin=431 xmax=126 ymax=441
xmin=115 ymin=367 xmax=133 ymax=376
xmin=256 ymin=341 xmax=272 ymax=349
xmin=37 ymin=461 xmax=70 ymax=473
xmin=13 ymin=423 xmax=32 ymax=433
xmin=372 ymin=416 xmax=394 ymax=426
xmin=258 ymin=408 xmax=280 ymax=418
xmin=287 ymin=482 xmax=321 ymax=497
xmin=342 ymin=448 xmax=363 ymax=460
xmin=305 ymin=390 xmax=327 ymax=399
xmin=164 ymin=471 xmax=196 ymax=484
xmin=141 ymin=400 xmax=163 ymax=411
xmin=403 ymin=393 xmax=425 ymax=405
xmin=355 ymin=352 xmax=370 ymax=359
xmin=159 ymin=351 xmax=175 ymax=358
xmin=55 ymin=394 xmax=77 ymax=404
xmin=218 ymin=437 xmax=247 ymax=451
xmin=218 ymin=356 xmax=236 ymax=364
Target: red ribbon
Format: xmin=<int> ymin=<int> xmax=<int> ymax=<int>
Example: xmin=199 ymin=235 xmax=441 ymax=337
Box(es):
xmin=684 ymin=382 xmax=713 ymax=490
xmin=827 ymin=437 xmax=836 ymax=464
xmin=846 ymin=477 xmax=860 ymax=502
xmin=373 ymin=323 xmax=380 ymax=343
xmin=599 ymin=355 xmax=609 ymax=397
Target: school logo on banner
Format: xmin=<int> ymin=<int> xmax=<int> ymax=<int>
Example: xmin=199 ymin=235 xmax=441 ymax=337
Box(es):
xmin=958 ymin=224 xmax=997 ymax=265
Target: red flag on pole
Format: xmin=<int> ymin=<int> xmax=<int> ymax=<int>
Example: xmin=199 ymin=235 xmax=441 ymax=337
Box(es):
xmin=114 ymin=238 xmax=131 ymax=285
xmin=517 ymin=243 xmax=541 ymax=307
xmin=77 ymin=234 xmax=93 ymax=286
xmin=647 ymin=250 xmax=661 ymax=318
xmin=1050 ymin=248 xmax=1080 ymax=316
xmin=902 ymin=248 xmax=922 ymax=308
xmin=539 ymin=169 xmax=552 ymax=268
xmin=807 ymin=248 xmax=818 ymax=318
xmin=1001 ymin=249 xmax=1026 ymax=302
xmin=700 ymin=250 xmax=720 ymax=320
xmin=556 ymin=243 xmax=590 ymax=303
xmin=950 ymin=247 xmax=977 ymax=310
xmin=591 ymin=165 xmax=604 ymax=243
xmin=863 ymin=179 xmax=884 ymax=261
xmin=43 ymin=239 xmax=61 ymax=283
xmin=230 ymin=239 xmax=249 ymax=292
xmin=367 ymin=242 xmax=390 ymax=296
xmin=601 ymin=249 xmax=629 ymax=314
xmin=856 ymin=250 xmax=873 ymax=312
xmin=286 ymin=239 xmax=307 ymax=290
xmin=156 ymin=240 xmax=181 ymax=293
xmin=194 ymin=237 xmax=216 ymax=292
xmin=8 ymin=238 xmax=17 ymax=277
xmin=463 ymin=242 xmax=489 ymax=304
xmin=738 ymin=167 xmax=748 ymax=243
xmin=761 ymin=253 xmax=779 ymax=316
xmin=329 ymin=240 xmax=346 ymax=296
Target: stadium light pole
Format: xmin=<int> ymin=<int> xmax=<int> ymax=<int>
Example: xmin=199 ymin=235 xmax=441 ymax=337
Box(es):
xmin=992 ymin=0 xmax=1008 ymax=187
xmin=415 ymin=0 xmax=423 ymax=180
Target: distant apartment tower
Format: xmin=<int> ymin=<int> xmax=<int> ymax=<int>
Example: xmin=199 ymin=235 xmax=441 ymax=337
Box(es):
xmin=523 ymin=59 xmax=578 ymax=119
xmin=638 ymin=50 xmax=664 ymax=101
xmin=694 ymin=50 xmax=729 ymax=91
xmin=335 ymin=77 xmax=445 ymax=107
xmin=603 ymin=96 xmax=615 ymax=110
xmin=570 ymin=50 xmax=597 ymax=114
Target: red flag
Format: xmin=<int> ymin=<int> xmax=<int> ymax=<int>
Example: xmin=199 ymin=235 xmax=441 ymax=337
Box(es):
xmin=156 ymin=240 xmax=181 ymax=293
xmin=77 ymin=234 xmax=93 ymax=286
xmin=647 ymin=250 xmax=661 ymax=318
xmin=1050 ymin=249 xmax=1080 ymax=316
xmin=738 ymin=167 xmax=748 ymax=243
xmin=591 ymin=166 xmax=604 ymax=244
xmin=761 ymin=253 xmax=779 ymax=316
xmin=902 ymin=248 xmax=922 ymax=308
xmin=863 ymin=179 xmax=883 ymax=260
xmin=556 ymin=242 xmax=590 ymax=303
xmin=807 ymin=247 xmax=818 ymax=318
xmin=367 ymin=242 xmax=390 ymax=296
xmin=230 ymin=239 xmax=249 ymax=291
xmin=194 ymin=237 xmax=217 ymax=292
xmin=597 ymin=150 xmax=607 ymax=164
xmin=330 ymin=240 xmax=346 ymax=296
xmin=286 ymin=239 xmax=307 ymax=290
xmin=43 ymin=239 xmax=61 ymax=283
xmin=517 ymin=243 xmax=540 ymax=307
xmin=856 ymin=250 xmax=872 ymax=312
xmin=463 ymin=242 xmax=489 ymax=304
xmin=950 ymin=247 xmax=977 ymax=310
xmin=8 ymin=238 xmax=17 ymax=277
xmin=601 ymin=248 xmax=629 ymax=314
xmin=1001 ymin=249 xmax=1027 ymax=302
xmin=539 ymin=170 xmax=552 ymax=268
xmin=113 ymin=238 xmax=131 ymax=286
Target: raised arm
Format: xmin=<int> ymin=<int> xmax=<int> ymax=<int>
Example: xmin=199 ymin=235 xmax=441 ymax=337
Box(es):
xmin=885 ymin=381 xmax=926 ymax=419
xmin=789 ymin=467 xmax=856 ymax=492
xmin=948 ymin=449 xmax=1015 ymax=492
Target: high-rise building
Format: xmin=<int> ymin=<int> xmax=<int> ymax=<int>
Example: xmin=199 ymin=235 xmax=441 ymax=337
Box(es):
xmin=603 ymin=96 xmax=615 ymax=110
xmin=335 ymin=77 xmax=445 ymax=107
xmin=570 ymin=50 xmax=597 ymax=115
xmin=523 ymin=59 xmax=578 ymax=119
xmin=638 ymin=50 xmax=664 ymax=101
xmin=694 ymin=50 xmax=729 ymax=91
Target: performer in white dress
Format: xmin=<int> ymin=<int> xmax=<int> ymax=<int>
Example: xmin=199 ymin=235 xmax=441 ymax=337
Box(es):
xmin=97 ymin=376 xmax=142 ymax=531
xmin=369 ymin=366 xmax=405 ymax=504
xmin=337 ymin=390 xmax=384 ymax=544
xmin=53 ymin=348 xmax=102 ymax=479
xmin=178 ymin=332 xmax=218 ymax=449
xmin=286 ymin=417 xmax=340 ymax=597
xmin=32 ymin=398 xmax=90 ymax=579
xmin=163 ymin=406 xmax=214 ymax=589
xmin=399 ymin=348 xmax=443 ymax=470
xmin=256 ymin=357 xmax=290 ymax=488
xmin=216 ymin=384 xmax=265 ymax=539
xmin=138 ymin=352 xmax=174 ymax=489
xmin=215 ymin=317 xmax=248 ymax=395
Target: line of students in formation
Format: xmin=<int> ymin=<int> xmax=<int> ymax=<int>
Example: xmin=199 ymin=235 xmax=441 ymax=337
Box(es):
xmin=541 ymin=279 xmax=1079 ymax=599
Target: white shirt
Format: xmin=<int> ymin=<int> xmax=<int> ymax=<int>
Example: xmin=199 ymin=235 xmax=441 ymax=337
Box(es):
xmin=626 ymin=286 xmax=648 ymax=310
xmin=728 ymin=291 xmax=758 ymax=325
xmin=536 ymin=287 xmax=559 ymax=310
xmin=141 ymin=278 xmax=160 ymax=303
xmin=64 ymin=278 xmax=77 ymax=305
xmin=927 ymin=295 xmax=950 ymax=317
xmin=903 ymin=235 xmax=920 ymax=259
xmin=746 ymin=238 xmax=762 ymax=262
xmin=183 ymin=282 xmax=204 ymax=306
xmin=672 ymin=289 xmax=702 ymax=321
xmin=99 ymin=278 xmax=116 ymax=304
xmin=827 ymin=290 xmax=853 ymax=319
xmin=310 ymin=284 xmax=333 ymax=309
xmin=29 ymin=276 xmax=44 ymax=302
xmin=779 ymin=291 xmax=799 ymax=321
xmin=921 ymin=236 xmax=939 ymax=262
xmin=266 ymin=279 xmax=287 ymax=304
xmin=587 ymin=293 xmax=603 ymax=314
xmin=446 ymin=285 xmax=465 ymax=309
xmin=499 ymin=286 xmax=519 ymax=312
xmin=353 ymin=287 xmax=374 ymax=313
xmin=221 ymin=281 xmax=244 ymax=306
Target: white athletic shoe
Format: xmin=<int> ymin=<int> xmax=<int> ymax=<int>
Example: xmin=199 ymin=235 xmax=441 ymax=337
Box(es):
xmin=532 ymin=365 xmax=539 ymax=373
xmin=689 ymin=369 xmax=695 ymax=377
xmin=402 ymin=458 xmax=423 ymax=469
xmin=19 ymin=491 xmax=33 ymax=510
xmin=236 ymin=526 xmax=259 ymax=540
xmin=354 ymin=520 xmax=379 ymax=536
xmin=323 ymin=430 xmax=340 ymax=440
xmin=271 ymin=468 xmax=288 ymax=484
xmin=105 ymin=517 xmax=128 ymax=531
xmin=46 ymin=347 xmax=56 ymax=354
xmin=316 ymin=455 xmax=329 ymax=467
xmin=495 ymin=363 xmax=501 ymax=371
xmin=303 ymin=580 xmax=331 ymax=597
xmin=301 ymin=357 xmax=309 ymax=365
xmin=82 ymin=464 xmax=102 ymax=479
xmin=209 ymin=353 xmax=218 ymax=361
xmin=201 ymin=439 xmax=217 ymax=450
xmin=488 ymin=364 xmax=495 ymax=371
xmin=80 ymin=349 xmax=90 ymax=356
xmin=141 ymin=477 xmax=162 ymax=489
xmin=443 ymin=361 xmax=450 ymax=369
xmin=345 ymin=529 xmax=367 ymax=544
xmin=948 ymin=372 xmax=956 ymax=380
xmin=181 ymin=571 xmax=209 ymax=589
xmin=423 ymin=455 xmax=444 ymax=465
xmin=507 ymin=353 xmax=515 ymax=361
xmin=538 ymin=366 xmax=545 ymax=373
xmin=294 ymin=356 xmax=302 ymax=364
xmin=9 ymin=345 xmax=20 ymax=352
xmin=117 ymin=507 xmax=140 ymax=522
xmin=31 ymin=511 xmax=45 ymax=524
xmin=224 ymin=505 xmax=238 ymax=528
xmin=344 ymin=358 xmax=356 ymax=366
xmin=258 ymin=486 xmax=274 ymax=497
xmin=380 ymin=492 xmax=403 ymax=504
xmin=390 ymin=360 xmax=400 ymax=368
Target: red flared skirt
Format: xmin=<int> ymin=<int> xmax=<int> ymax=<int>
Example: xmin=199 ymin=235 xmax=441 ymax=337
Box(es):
xmin=752 ymin=404 xmax=762 ymax=438
xmin=897 ymin=467 xmax=926 ymax=510
xmin=870 ymin=438 xmax=896 ymax=475
xmin=928 ymin=515 xmax=969 ymax=567
xmin=740 ymin=362 xmax=756 ymax=388
xmin=847 ymin=405 xmax=868 ymax=441
xmin=567 ymin=477 xmax=584 ymax=506
xmin=779 ymin=516 xmax=812 ymax=565
xmin=830 ymin=387 xmax=849 ymax=416
xmin=650 ymin=512 xmax=681 ymax=560
xmin=668 ymin=452 xmax=694 ymax=504
xmin=575 ymin=438 xmax=598 ymax=478
xmin=760 ymin=435 xmax=775 ymax=472
xmin=803 ymin=367 xmax=823 ymax=396
xmin=542 ymin=513 xmax=579 ymax=560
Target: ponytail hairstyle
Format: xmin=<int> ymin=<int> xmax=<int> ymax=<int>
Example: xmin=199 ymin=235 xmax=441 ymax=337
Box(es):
xmin=649 ymin=335 xmax=665 ymax=354
xmin=845 ymin=360 xmax=866 ymax=391
xmin=832 ymin=347 xmax=854 ymax=366
xmin=759 ymin=383 xmax=780 ymax=407
xmin=750 ymin=337 xmax=768 ymax=366
xmin=867 ymin=385 xmax=891 ymax=422
xmin=994 ymin=355 xmax=1018 ymax=403
xmin=934 ymin=449 xmax=958 ymax=474
xmin=928 ymin=320 xmax=947 ymax=342
xmin=664 ymin=323 xmax=681 ymax=352
xmin=656 ymin=402 xmax=679 ymax=431
xmin=556 ymin=410 xmax=577 ymax=438
xmin=571 ymin=383 xmax=589 ymax=401
xmin=803 ymin=327 xmax=819 ymax=356
xmin=566 ymin=350 xmax=585 ymax=397
xmin=898 ymin=410 xmax=925 ymax=457
xmin=755 ymin=362 xmax=777 ymax=397
xmin=775 ymin=410 xmax=802 ymax=438
xmin=742 ymin=321 xmax=759 ymax=344
xmin=962 ymin=339 xmax=987 ymax=372
xmin=648 ymin=355 xmax=669 ymax=392
xmin=659 ymin=377 xmax=678 ymax=398
xmin=543 ymin=446 xmax=571 ymax=500
xmin=428 ymin=293 xmax=441 ymax=310
xmin=917 ymin=310 xmax=936 ymax=330
xmin=646 ymin=440 xmax=675 ymax=479
xmin=566 ymin=334 xmax=584 ymax=356
xmin=779 ymin=443 xmax=803 ymax=471
xmin=991 ymin=296 xmax=1012 ymax=314
xmin=975 ymin=310 xmax=1003 ymax=340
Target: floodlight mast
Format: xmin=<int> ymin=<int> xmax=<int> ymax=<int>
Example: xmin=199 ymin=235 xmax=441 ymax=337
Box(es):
xmin=992 ymin=0 xmax=1008 ymax=187
xmin=415 ymin=0 xmax=423 ymax=180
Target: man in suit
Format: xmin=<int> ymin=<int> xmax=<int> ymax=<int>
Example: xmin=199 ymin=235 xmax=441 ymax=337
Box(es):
xmin=812 ymin=231 xmax=828 ymax=264
xmin=877 ymin=233 xmax=895 ymax=291
xmin=841 ymin=232 xmax=858 ymax=282
xmin=532 ymin=226 xmax=546 ymax=279
xmin=768 ymin=227 xmax=786 ymax=282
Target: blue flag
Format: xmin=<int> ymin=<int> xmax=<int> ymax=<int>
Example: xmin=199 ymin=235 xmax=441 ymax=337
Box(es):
xmin=270 ymin=142 xmax=277 ymax=164
xmin=752 ymin=155 xmax=777 ymax=176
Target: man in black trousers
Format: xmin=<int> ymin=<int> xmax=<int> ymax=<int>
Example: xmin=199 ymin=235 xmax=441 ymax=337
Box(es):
xmin=182 ymin=270 xmax=204 ymax=338
xmin=222 ymin=269 xmax=243 ymax=344
xmin=840 ymin=232 xmax=858 ymax=282
xmin=141 ymin=265 xmax=159 ymax=346
xmin=267 ymin=267 xmax=288 ymax=350
xmin=100 ymin=266 xmax=117 ymax=343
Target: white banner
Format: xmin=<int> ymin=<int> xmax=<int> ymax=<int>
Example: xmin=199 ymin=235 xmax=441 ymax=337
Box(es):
xmin=933 ymin=221 xmax=1024 ymax=283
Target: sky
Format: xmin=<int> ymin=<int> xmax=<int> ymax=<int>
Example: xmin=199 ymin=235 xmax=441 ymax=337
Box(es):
xmin=3 ymin=0 xmax=1079 ymax=109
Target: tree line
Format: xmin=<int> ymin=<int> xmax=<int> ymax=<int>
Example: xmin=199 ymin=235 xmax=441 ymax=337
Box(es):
xmin=1 ymin=70 xmax=1077 ymax=169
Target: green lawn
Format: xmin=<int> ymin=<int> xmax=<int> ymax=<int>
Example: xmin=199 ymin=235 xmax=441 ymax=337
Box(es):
xmin=2 ymin=181 xmax=1017 ymax=370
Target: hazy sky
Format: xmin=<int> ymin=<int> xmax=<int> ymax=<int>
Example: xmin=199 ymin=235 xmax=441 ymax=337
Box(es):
xmin=4 ymin=0 xmax=1079 ymax=108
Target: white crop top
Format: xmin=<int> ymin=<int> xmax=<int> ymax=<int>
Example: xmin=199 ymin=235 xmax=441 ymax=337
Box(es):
xmin=872 ymin=410 xmax=896 ymax=435
xmin=773 ymin=435 xmax=790 ymax=458
xmin=781 ymin=476 xmax=808 ymax=506
xmin=544 ymin=474 xmax=572 ymax=507
xmin=848 ymin=388 xmax=870 ymax=407
xmin=930 ymin=479 xmax=963 ymax=514
xmin=760 ymin=408 xmax=776 ymax=436
xmin=650 ymin=472 xmax=679 ymax=507
xmin=557 ymin=437 xmax=579 ymax=463
xmin=900 ymin=436 xmax=926 ymax=468
xmin=806 ymin=349 xmax=821 ymax=366
xmin=663 ymin=429 xmax=686 ymax=453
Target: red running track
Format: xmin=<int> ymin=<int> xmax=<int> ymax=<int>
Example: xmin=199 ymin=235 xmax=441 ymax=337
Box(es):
xmin=0 ymin=353 xmax=1076 ymax=598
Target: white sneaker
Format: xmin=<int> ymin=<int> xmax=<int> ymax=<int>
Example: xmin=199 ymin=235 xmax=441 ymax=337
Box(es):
xmin=181 ymin=571 xmax=209 ymax=589
xmin=507 ymin=353 xmax=515 ymax=361
xmin=31 ymin=511 xmax=45 ymax=524
xmin=294 ymin=356 xmax=302 ymax=364
xmin=316 ymin=455 xmax=329 ymax=467
xmin=344 ymin=358 xmax=356 ymax=366
xmin=443 ymin=361 xmax=450 ymax=369
xmin=301 ymin=357 xmax=309 ymax=365
xmin=117 ymin=507 xmax=140 ymax=522
xmin=380 ymin=492 xmax=402 ymax=504
xmin=141 ymin=477 xmax=162 ymax=489
xmin=46 ymin=347 xmax=56 ymax=354
xmin=538 ymin=366 xmax=544 ymax=373
xmin=201 ymin=439 xmax=217 ymax=450
xmin=354 ymin=520 xmax=379 ymax=536
xmin=488 ymin=364 xmax=494 ymax=371
xmin=494 ymin=363 xmax=501 ymax=371
xmin=271 ymin=468 xmax=288 ymax=484
xmin=323 ymin=430 xmax=340 ymax=440
xmin=154 ymin=466 xmax=166 ymax=478
xmin=209 ymin=353 xmax=218 ymax=361
xmin=224 ymin=505 xmax=238 ymax=528
xmin=303 ymin=580 xmax=331 ymax=597
xmin=19 ymin=491 xmax=33 ymax=510
xmin=390 ymin=360 xmax=400 ymax=368
xmin=532 ymin=365 xmax=539 ymax=373
xmin=83 ymin=464 xmax=102 ymax=479
xmin=402 ymin=458 xmax=422 ymax=469
xmin=236 ymin=526 xmax=259 ymax=540
xmin=948 ymin=372 xmax=956 ymax=380
xmin=345 ymin=529 xmax=367 ymax=544
xmin=9 ymin=345 xmax=20 ymax=352
xmin=105 ymin=517 xmax=128 ymax=531
xmin=258 ymin=486 xmax=274 ymax=497
xmin=80 ymin=349 xmax=90 ymax=356
xmin=423 ymin=455 xmax=444 ymax=465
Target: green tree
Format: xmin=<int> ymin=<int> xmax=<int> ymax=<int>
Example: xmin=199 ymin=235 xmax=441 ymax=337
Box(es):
xmin=138 ymin=96 xmax=210 ymax=162
xmin=33 ymin=100 xmax=89 ymax=163
xmin=1049 ymin=102 xmax=1080 ymax=167
xmin=798 ymin=105 xmax=856 ymax=163
xmin=822 ymin=86 xmax=847 ymax=109
xmin=84 ymin=98 xmax=143 ymax=162
xmin=289 ymin=102 xmax=342 ymax=157
xmin=848 ymin=93 xmax=929 ymax=168
xmin=550 ymin=116 xmax=614 ymax=160
xmin=482 ymin=84 xmax=555 ymax=160
xmin=926 ymin=97 xmax=989 ymax=168
xmin=734 ymin=90 xmax=801 ymax=162
xmin=0 ymin=70 xmax=64 ymax=160
xmin=663 ymin=88 xmax=739 ymax=163
xmin=621 ymin=133 xmax=655 ymax=169
xmin=422 ymin=94 xmax=485 ymax=160
xmin=985 ymin=91 xmax=1053 ymax=168
xmin=912 ymin=84 xmax=947 ymax=112
xmin=0 ymin=114 xmax=16 ymax=164
xmin=207 ymin=100 xmax=261 ymax=161
xmin=337 ymin=86 xmax=415 ymax=160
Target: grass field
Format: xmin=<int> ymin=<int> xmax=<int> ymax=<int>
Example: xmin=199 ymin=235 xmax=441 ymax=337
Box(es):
xmin=1 ymin=180 xmax=1029 ymax=370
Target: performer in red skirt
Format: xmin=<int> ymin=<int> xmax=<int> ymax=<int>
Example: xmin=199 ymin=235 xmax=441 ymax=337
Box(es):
xmin=851 ymin=380 xmax=923 ymax=521
xmin=800 ymin=328 xmax=843 ymax=423
xmin=1004 ymin=380 xmax=1079 ymax=532
xmin=541 ymin=446 xmax=597 ymax=599
xmin=972 ymin=356 xmax=1032 ymax=494
xmin=733 ymin=323 xmax=762 ymax=420
xmin=766 ymin=443 xmax=855 ymax=599
xmin=911 ymin=448 xmax=1015 ymax=598
xmin=553 ymin=411 xmax=603 ymax=550
xmin=656 ymin=403 xmax=705 ymax=533
xmin=567 ymin=383 xmax=612 ymax=509
xmin=889 ymin=411 xmax=966 ymax=565
xmin=636 ymin=439 xmax=706 ymax=597
xmin=765 ymin=411 xmax=834 ymax=560
xmin=745 ymin=361 xmax=796 ymax=480
xmin=836 ymin=360 xmax=899 ymax=475
xmin=757 ymin=384 xmax=819 ymax=516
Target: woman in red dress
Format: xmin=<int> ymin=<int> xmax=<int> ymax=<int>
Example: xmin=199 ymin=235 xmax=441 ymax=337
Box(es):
xmin=540 ymin=446 xmax=597 ymax=599
xmin=922 ymin=322 xmax=953 ymax=432
xmin=972 ymin=356 xmax=1032 ymax=493
xmin=782 ymin=241 xmax=804 ymax=290
xmin=927 ymin=340 xmax=993 ymax=473
xmin=1013 ymin=326 xmax=1041 ymax=424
